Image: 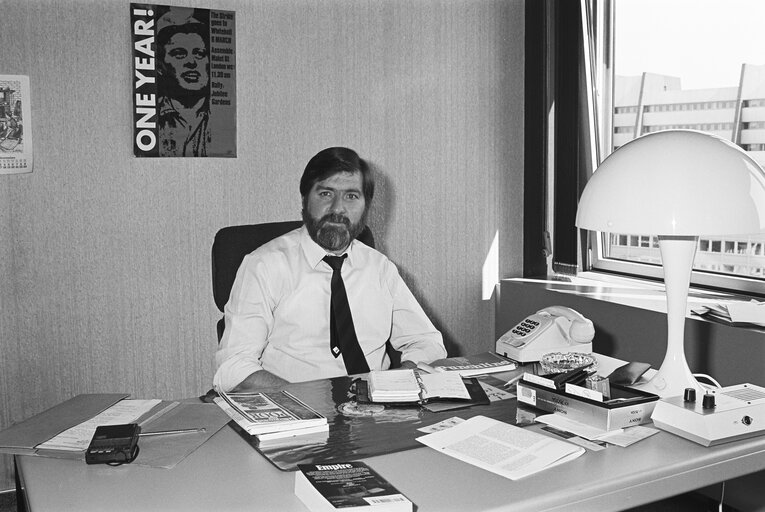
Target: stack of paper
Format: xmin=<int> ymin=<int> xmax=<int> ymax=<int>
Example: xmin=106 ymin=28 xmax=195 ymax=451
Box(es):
xmin=367 ymin=370 xmax=424 ymax=402
xmin=692 ymin=299 xmax=765 ymax=327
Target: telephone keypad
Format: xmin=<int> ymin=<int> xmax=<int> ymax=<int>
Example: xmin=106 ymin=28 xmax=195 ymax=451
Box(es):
xmin=509 ymin=319 xmax=541 ymax=347
xmin=513 ymin=319 xmax=540 ymax=337
xmin=505 ymin=315 xmax=553 ymax=348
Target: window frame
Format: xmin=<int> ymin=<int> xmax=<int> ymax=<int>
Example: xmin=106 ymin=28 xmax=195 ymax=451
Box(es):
xmin=573 ymin=0 xmax=765 ymax=298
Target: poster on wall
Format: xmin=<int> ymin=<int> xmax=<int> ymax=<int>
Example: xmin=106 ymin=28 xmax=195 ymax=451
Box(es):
xmin=130 ymin=3 xmax=237 ymax=158
xmin=0 ymin=74 xmax=33 ymax=174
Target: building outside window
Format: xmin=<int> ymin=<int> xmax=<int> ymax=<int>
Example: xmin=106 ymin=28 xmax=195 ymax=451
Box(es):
xmin=587 ymin=0 xmax=765 ymax=293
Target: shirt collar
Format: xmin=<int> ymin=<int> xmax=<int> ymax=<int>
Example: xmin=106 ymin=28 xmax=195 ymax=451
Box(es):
xmin=299 ymin=225 xmax=359 ymax=269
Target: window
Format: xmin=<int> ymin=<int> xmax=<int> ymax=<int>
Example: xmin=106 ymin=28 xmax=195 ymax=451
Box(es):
xmin=583 ymin=0 xmax=765 ymax=295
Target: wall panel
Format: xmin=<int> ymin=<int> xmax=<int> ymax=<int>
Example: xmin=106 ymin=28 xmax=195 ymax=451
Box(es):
xmin=0 ymin=0 xmax=524 ymax=489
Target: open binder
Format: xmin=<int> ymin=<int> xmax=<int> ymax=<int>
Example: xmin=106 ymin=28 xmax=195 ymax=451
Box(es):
xmin=358 ymin=369 xmax=489 ymax=406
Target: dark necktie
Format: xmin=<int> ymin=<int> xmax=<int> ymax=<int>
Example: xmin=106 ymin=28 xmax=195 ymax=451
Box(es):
xmin=323 ymin=255 xmax=370 ymax=375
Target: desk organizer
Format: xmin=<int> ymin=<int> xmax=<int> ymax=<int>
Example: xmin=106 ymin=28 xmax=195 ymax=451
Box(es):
xmin=517 ymin=379 xmax=659 ymax=430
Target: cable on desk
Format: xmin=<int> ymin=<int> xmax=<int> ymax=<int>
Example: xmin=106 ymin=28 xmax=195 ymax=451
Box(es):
xmin=693 ymin=373 xmax=722 ymax=389
xmin=718 ymin=480 xmax=725 ymax=512
xmin=105 ymin=445 xmax=140 ymax=467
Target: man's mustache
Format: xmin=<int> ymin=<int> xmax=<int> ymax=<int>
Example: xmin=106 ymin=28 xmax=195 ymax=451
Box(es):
xmin=319 ymin=213 xmax=350 ymax=227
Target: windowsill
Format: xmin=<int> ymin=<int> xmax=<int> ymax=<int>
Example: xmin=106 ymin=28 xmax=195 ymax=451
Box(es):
xmin=504 ymin=272 xmax=765 ymax=333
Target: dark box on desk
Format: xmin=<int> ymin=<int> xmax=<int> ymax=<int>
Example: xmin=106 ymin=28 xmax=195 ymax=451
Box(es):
xmin=517 ymin=379 xmax=659 ymax=430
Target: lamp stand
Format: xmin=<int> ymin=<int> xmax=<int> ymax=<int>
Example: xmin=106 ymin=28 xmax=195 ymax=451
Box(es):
xmin=635 ymin=235 xmax=703 ymax=398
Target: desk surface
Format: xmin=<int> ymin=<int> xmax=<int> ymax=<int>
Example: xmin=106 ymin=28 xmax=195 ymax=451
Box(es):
xmin=17 ymin=420 xmax=765 ymax=512
xmin=15 ymin=358 xmax=765 ymax=512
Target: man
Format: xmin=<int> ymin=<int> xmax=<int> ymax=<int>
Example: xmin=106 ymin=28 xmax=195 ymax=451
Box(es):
xmin=155 ymin=7 xmax=211 ymax=157
xmin=214 ymin=147 xmax=446 ymax=392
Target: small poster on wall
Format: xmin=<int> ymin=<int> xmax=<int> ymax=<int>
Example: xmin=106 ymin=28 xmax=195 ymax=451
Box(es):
xmin=0 ymin=74 xmax=33 ymax=174
xmin=130 ymin=3 xmax=237 ymax=158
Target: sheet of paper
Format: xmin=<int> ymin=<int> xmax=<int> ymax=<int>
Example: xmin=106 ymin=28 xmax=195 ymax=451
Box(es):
xmin=37 ymin=399 xmax=161 ymax=451
xmin=727 ymin=300 xmax=765 ymax=326
xmin=420 ymin=372 xmax=471 ymax=400
xmin=595 ymin=425 xmax=660 ymax=447
xmin=479 ymin=381 xmax=515 ymax=401
xmin=416 ymin=415 xmax=584 ymax=480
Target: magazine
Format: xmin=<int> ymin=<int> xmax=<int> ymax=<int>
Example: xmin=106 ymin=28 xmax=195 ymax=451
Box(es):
xmin=419 ymin=352 xmax=518 ymax=377
xmin=214 ymin=390 xmax=327 ymax=437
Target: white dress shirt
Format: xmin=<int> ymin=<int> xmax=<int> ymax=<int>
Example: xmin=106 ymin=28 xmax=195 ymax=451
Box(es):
xmin=213 ymin=226 xmax=445 ymax=391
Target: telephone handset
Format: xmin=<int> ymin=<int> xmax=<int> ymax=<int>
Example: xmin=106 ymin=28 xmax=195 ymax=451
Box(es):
xmin=495 ymin=306 xmax=595 ymax=363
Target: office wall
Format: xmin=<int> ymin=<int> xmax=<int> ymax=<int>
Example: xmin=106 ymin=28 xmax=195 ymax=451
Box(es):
xmin=0 ymin=0 xmax=525 ymax=489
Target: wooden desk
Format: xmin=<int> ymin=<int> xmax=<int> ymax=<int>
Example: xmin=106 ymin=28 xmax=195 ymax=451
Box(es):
xmin=15 ymin=418 xmax=765 ymax=512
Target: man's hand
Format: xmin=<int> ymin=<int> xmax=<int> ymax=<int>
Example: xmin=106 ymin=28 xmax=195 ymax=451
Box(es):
xmin=231 ymin=370 xmax=289 ymax=392
xmin=398 ymin=360 xmax=418 ymax=370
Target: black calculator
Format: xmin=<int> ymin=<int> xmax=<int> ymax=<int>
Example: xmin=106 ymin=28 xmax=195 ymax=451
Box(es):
xmin=85 ymin=423 xmax=141 ymax=465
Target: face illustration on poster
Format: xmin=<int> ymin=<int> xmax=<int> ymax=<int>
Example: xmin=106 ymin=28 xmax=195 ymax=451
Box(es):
xmin=155 ymin=6 xmax=211 ymax=157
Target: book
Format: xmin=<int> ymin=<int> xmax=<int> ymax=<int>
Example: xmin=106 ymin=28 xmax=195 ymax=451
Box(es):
xmin=419 ymin=351 xmax=518 ymax=377
xmin=295 ymin=461 xmax=413 ymax=511
xmin=416 ymin=415 xmax=585 ymax=480
xmin=366 ymin=369 xmax=471 ymax=403
xmin=214 ymin=390 xmax=327 ymax=437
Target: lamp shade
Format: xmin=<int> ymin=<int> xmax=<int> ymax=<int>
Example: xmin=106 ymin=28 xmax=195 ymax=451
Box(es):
xmin=576 ymin=130 xmax=765 ymax=236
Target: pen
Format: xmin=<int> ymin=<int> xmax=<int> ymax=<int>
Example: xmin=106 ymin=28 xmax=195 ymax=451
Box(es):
xmin=139 ymin=428 xmax=206 ymax=437
xmin=504 ymin=373 xmax=524 ymax=388
xmin=138 ymin=401 xmax=180 ymax=427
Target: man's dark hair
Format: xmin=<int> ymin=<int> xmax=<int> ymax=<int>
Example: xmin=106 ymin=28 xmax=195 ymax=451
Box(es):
xmin=300 ymin=147 xmax=374 ymax=203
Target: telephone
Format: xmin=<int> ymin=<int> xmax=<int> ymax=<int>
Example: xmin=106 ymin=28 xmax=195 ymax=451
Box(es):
xmin=495 ymin=306 xmax=595 ymax=363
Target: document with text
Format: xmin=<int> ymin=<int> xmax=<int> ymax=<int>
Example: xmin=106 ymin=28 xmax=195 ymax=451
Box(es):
xmin=416 ymin=415 xmax=585 ymax=480
xmin=37 ymin=399 xmax=160 ymax=452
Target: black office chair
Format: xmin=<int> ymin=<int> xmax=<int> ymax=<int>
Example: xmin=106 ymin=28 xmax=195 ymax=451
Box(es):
xmin=211 ymin=220 xmax=376 ymax=341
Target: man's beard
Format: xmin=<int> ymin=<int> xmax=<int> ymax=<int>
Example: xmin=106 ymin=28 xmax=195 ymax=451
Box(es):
xmin=303 ymin=210 xmax=367 ymax=253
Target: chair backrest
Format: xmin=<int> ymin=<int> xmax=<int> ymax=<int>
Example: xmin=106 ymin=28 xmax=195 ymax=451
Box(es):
xmin=212 ymin=221 xmax=375 ymax=340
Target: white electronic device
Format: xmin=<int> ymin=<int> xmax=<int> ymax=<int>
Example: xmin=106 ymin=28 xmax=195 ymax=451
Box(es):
xmin=495 ymin=306 xmax=595 ymax=363
xmin=651 ymin=383 xmax=765 ymax=446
